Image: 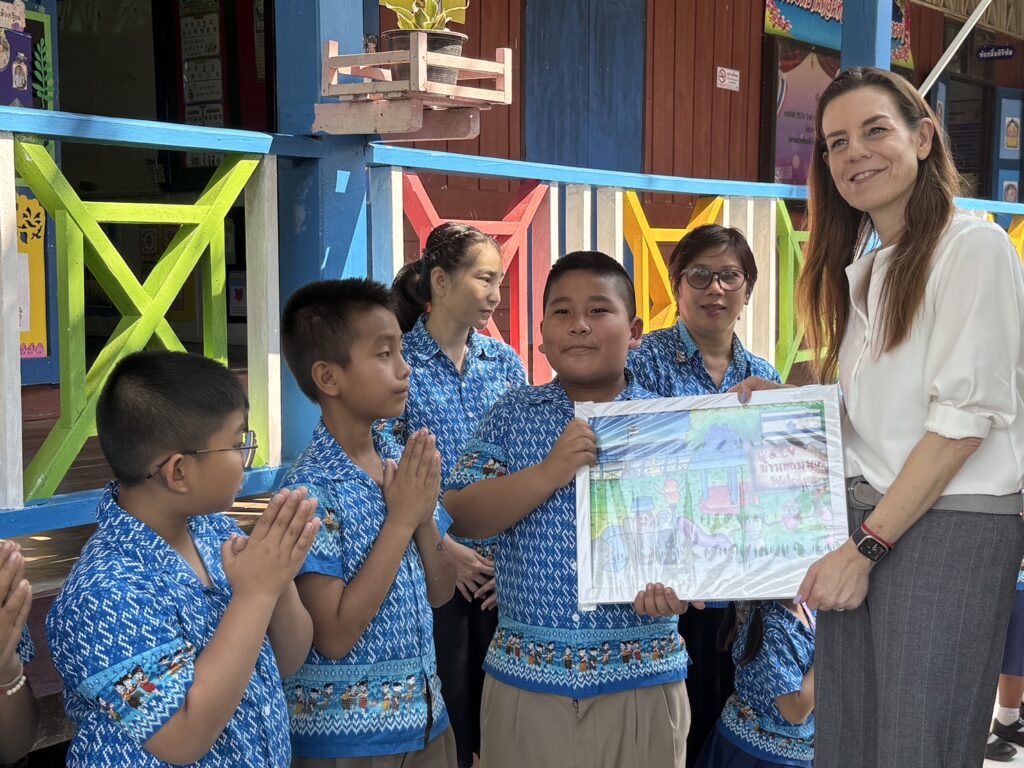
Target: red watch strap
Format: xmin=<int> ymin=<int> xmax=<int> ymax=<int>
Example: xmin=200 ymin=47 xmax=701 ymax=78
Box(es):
xmin=861 ymin=522 xmax=895 ymax=550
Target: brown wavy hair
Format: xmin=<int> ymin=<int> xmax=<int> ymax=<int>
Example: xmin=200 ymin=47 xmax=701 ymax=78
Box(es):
xmin=796 ymin=67 xmax=963 ymax=382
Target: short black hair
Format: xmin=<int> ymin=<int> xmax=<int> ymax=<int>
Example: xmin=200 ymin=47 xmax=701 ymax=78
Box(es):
xmin=542 ymin=251 xmax=636 ymax=317
xmin=281 ymin=278 xmax=395 ymax=402
xmin=668 ymin=224 xmax=758 ymax=296
xmin=96 ymin=351 xmax=249 ymax=486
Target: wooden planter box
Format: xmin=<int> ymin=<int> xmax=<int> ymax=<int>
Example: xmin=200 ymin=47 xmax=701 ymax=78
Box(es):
xmin=314 ymin=32 xmax=512 ymax=141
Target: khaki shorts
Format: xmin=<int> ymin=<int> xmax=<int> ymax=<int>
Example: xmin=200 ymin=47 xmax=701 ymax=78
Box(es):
xmin=479 ymin=674 xmax=689 ymax=768
xmin=292 ymin=726 xmax=457 ymax=768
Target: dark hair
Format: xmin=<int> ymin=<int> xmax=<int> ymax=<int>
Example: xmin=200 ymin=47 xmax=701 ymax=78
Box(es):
xmin=281 ymin=278 xmax=395 ymax=402
xmin=719 ymin=601 xmax=767 ymax=667
xmin=668 ymin=224 xmax=758 ymax=298
xmin=542 ymin=251 xmax=636 ymax=317
xmin=798 ymin=67 xmax=962 ymax=382
xmin=392 ymin=222 xmax=499 ymax=333
xmin=96 ymin=351 xmax=249 ymax=486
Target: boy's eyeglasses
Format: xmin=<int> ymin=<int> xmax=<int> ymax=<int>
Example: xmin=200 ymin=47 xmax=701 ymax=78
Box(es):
xmin=145 ymin=430 xmax=258 ymax=480
xmin=681 ymin=267 xmax=748 ymax=292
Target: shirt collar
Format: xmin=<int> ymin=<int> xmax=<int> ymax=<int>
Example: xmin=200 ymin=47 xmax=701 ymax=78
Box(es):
xmin=95 ymin=482 xmax=217 ymax=581
xmin=308 ymin=419 xmax=402 ymax=482
xmin=520 ymin=370 xmax=647 ymax=405
xmin=764 ymin=601 xmax=815 ymax=636
xmin=402 ymin=314 xmax=490 ymax=365
xmin=674 ymin=321 xmax=750 ymax=378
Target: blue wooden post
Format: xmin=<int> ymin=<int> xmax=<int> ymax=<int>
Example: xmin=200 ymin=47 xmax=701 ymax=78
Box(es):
xmin=841 ymin=0 xmax=892 ymax=70
xmin=275 ymin=0 xmax=373 ymax=459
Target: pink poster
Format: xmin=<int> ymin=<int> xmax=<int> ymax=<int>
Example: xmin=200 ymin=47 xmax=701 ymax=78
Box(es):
xmin=774 ymin=44 xmax=838 ymax=185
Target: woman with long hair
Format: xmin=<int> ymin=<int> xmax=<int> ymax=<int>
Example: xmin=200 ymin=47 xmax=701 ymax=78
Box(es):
xmin=736 ymin=66 xmax=1024 ymax=768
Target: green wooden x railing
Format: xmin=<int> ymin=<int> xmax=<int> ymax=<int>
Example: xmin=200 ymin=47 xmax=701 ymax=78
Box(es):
xmin=774 ymin=200 xmax=816 ymax=383
xmin=15 ymin=138 xmax=260 ymax=501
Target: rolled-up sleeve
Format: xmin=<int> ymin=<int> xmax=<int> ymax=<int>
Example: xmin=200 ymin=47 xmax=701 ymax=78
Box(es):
xmin=923 ymin=225 xmax=1023 ymax=440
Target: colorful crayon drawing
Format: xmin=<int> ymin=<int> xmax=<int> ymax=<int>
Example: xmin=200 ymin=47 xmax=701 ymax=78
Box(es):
xmin=575 ymin=385 xmax=847 ymax=607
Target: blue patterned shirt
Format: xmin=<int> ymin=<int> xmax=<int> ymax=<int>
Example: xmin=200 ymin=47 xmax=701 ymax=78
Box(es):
xmin=281 ymin=422 xmax=449 ymax=758
xmin=718 ymin=602 xmax=815 ymax=767
xmin=628 ymin=321 xmax=782 ymax=397
xmin=17 ymin=625 xmax=33 ymax=664
xmin=379 ymin=315 xmax=527 ymax=556
xmin=446 ymin=378 xmax=689 ymax=699
xmin=45 ymin=484 xmax=290 ymax=768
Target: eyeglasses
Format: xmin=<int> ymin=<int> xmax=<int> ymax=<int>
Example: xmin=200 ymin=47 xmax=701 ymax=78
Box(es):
xmin=681 ymin=267 xmax=748 ymax=292
xmin=146 ymin=430 xmax=258 ymax=480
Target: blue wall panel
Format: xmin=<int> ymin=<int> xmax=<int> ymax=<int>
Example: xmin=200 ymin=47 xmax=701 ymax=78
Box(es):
xmin=525 ymin=0 xmax=645 ymax=173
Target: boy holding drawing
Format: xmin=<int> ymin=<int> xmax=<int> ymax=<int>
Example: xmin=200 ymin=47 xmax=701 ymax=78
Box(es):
xmin=444 ymin=252 xmax=694 ymax=768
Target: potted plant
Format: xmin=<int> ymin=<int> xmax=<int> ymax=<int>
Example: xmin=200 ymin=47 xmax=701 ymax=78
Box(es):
xmin=379 ymin=0 xmax=469 ymax=85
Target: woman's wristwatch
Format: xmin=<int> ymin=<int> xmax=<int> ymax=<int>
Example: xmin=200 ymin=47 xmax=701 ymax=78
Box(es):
xmin=851 ymin=522 xmax=894 ymax=562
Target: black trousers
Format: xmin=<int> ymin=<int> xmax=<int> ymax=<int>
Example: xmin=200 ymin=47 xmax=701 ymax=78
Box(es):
xmin=679 ymin=606 xmax=735 ymax=768
xmin=433 ymin=590 xmax=498 ymax=768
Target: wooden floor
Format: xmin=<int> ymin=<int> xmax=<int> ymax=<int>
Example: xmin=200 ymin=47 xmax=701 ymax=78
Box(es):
xmin=22 ymin=385 xmax=113 ymax=496
xmin=21 ymin=366 xmax=250 ymax=496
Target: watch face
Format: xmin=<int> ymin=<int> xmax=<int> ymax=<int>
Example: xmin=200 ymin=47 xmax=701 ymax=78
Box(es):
xmin=857 ymin=537 xmax=888 ymax=562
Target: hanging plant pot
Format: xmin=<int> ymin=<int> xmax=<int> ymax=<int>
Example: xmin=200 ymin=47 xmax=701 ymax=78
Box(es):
xmin=381 ymin=29 xmax=468 ymax=86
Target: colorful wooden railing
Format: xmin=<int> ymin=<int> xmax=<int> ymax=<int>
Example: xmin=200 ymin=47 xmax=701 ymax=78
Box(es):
xmin=16 ymin=141 xmax=259 ymax=500
xmin=0 ymin=106 xmax=320 ymax=535
xmin=367 ymin=143 xmax=1024 ymax=389
xmin=775 ymin=201 xmax=812 ymax=382
xmin=625 ymin=192 xmax=724 ymax=331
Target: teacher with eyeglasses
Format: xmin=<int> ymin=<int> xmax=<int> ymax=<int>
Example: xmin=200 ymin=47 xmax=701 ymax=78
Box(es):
xmin=734 ymin=66 xmax=1024 ymax=768
xmin=628 ymin=223 xmax=782 ymax=766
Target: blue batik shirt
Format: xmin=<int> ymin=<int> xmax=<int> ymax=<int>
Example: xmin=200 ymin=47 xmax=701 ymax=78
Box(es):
xmin=718 ymin=602 xmax=815 ymax=767
xmin=628 ymin=321 xmax=781 ymax=397
xmin=446 ymin=378 xmax=689 ymax=699
xmin=45 ymin=484 xmax=290 ymax=768
xmin=17 ymin=625 xmax=33 ymax=664
xmin=379 ymin=315 xmax=527 ymax=557
xmin=280 ymin=422 xmax=449 ymax=759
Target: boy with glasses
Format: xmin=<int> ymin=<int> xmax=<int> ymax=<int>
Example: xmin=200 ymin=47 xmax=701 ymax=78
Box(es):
xmin=47 ymin=351 xmax=319 ymax=767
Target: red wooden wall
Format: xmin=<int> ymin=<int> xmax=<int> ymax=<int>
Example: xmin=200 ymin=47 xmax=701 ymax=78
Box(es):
xmin=643 ymin=0 xmax=766 ymax=226
xmin=911 ymin=3 xmax=946 ymax=84
xmin=380 ymin=3 xmax=525 ymax=339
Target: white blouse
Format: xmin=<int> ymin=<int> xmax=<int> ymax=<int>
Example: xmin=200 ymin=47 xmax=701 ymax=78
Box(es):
xmin=839 ymin=213 xmax=1024 ymax=496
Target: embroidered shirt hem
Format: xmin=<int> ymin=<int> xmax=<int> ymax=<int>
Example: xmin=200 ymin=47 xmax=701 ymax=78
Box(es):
xmin=482 ymin=660 xmax=685 ymax=700
xmin=290 ymin=713 xmax=449 ymax=759
xmin=717 ymin=721 xmax=812 ymax=768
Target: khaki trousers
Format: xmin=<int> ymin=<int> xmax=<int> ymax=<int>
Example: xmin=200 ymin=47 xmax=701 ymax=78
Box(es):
xmin=479 ymin=674 xmax=689 ymax=768
xmin=292 ymin=726 xmax=458 ymax=768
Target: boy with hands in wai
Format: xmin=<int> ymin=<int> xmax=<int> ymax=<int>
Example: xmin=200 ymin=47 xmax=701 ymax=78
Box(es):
xmin=46 ymin=351 xmax=319 ymax=768
xmin=444 ymin=252 xmax=695 ymax=768
xmin=279 ymin=278 xmax=457 ymax=767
